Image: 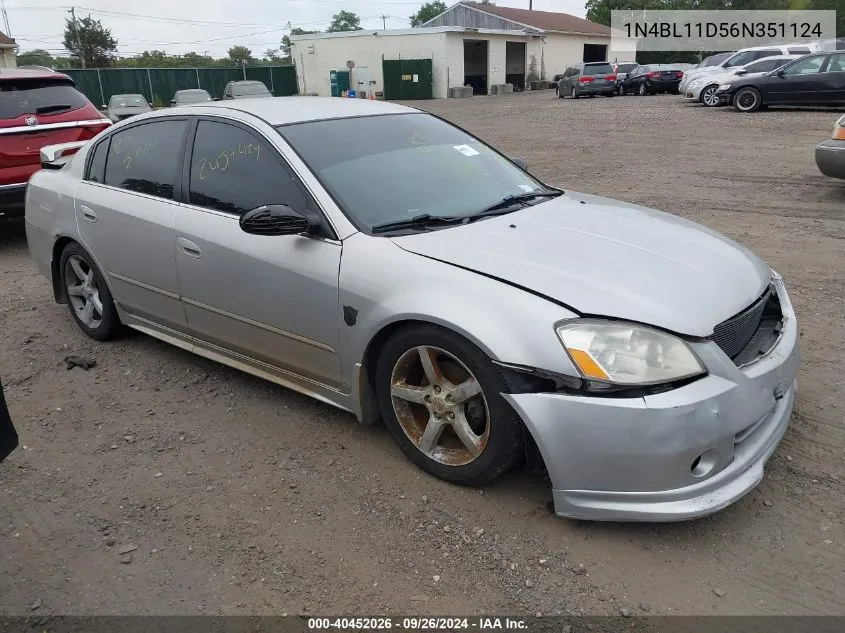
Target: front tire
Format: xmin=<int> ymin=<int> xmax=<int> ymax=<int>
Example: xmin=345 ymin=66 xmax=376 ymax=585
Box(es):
xmin=733 ymin=87 xmax=762 ymax=112
xmin=700 ymin=84 xmax=720 ymax=107
xmin=60 ymin=242 xmax=121 ymax=341
xmin=375 ymin=324 xmax=523 ymax=486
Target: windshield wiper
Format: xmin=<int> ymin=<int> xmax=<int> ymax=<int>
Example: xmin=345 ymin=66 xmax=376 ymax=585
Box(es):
xmin=35 ymin=104 xmax=73 ymax=114
xmin=468 ymin=190 xmax=563 ymax=221
xmin=371 ymin=214 xmax=466 ymax=234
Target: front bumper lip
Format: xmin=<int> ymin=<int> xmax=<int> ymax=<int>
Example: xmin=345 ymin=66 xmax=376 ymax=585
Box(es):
xmin=504 ymin=277 xmax=798 ymax=522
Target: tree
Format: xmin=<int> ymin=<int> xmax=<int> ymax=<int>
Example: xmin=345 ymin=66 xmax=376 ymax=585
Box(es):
xmin=62 ymin=15 xmax=118 ymax=68
xmin=282 ymin=28 xmax=319 ymax=56
xmin=327 ymin=10 xmax=363 ymax=32
xmin=410 ymin=1 xmax=447 ymax=27
xmin=227 ymin=45 xmax=255 ymax=66
xmin=15 ymin=48 xmax=55 ymax=67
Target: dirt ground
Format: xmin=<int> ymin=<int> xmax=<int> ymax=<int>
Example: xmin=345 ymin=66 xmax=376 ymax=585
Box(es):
xmin=1 ymin=91 xmax=843 ymax=618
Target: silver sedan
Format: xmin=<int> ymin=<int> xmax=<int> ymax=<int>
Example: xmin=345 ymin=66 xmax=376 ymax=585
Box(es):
xmin=25 ymin=98 xmax=798 ymax=522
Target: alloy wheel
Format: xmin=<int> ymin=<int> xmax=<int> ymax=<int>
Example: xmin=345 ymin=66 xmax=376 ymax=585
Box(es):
xmin=735 ymin=88 xmax=760 ymax=112
xmin=389 ymin=346 xmax=490 ymax=467
xmin=638 ymin=83 xmax=646 ymax=96
xmin=571 ymin=87 xmax=577 ymax=99
xmin=701 ymin=86 xmax=719 ymax=107
xmin=64 ymin=255 xmax=104 ymax=329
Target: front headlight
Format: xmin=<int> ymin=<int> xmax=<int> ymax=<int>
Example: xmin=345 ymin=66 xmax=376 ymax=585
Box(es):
xmin=556 ymin=321 xmax=705 ymax=386
xmin=718 ymin=83 xmax=732 ymax=91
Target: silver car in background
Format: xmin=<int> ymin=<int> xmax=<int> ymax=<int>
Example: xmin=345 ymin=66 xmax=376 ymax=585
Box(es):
xmin=171 ymin=89 xmax=214 ymax=106
xmin=104 ymin=93 xmax=152 ymax=122
xmin=24 ymin=98 xmax=798 ymax=522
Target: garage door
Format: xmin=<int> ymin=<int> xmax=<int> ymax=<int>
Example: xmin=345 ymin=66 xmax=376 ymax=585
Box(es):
xmin=382 ymin=59 xmax=433 ymax=100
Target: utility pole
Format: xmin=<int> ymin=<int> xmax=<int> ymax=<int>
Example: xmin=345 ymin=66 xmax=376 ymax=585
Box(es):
xmin=381 ymin=14 xmax=388 ymax=30
xmin=529 ymin=0 xmax=533 ymax=9
xmin=1 ymin=0 xmax=12 ymax=38
xmin=68 ymin=6 xmax=85 ymax=68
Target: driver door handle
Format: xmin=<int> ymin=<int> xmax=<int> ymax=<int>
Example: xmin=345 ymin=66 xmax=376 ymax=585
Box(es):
xmin=176 ymin=237 xmax=202 ymax=259
xmin=80 ymin=205 xmax=97 ymax=223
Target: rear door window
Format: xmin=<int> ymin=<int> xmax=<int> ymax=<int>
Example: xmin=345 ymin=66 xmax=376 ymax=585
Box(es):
xmin=103 ymin=119 xmax=188 ymax=200
xmin=0 ymin=79 xmax=88 ymax=119
xmin=745 ymin=58 xmax=788 ymax=73
xmin=582 ymin=63 xmax=614 ymax=76
xmin=86 ymin=138 xmax=109 ymax=183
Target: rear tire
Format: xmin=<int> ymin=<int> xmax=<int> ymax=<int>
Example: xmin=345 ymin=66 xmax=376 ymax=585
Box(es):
xmin=733 ymin=87 xmax=762 ymax=112
xmin=571 ymin=86 xmax=578 ymax=99
xmin=375 ymin=324 xmax=524 ymax=487
xmin=638 ymin=83 xmax=647 ymax=96
xmin=60 ymin=242 xmax=121 ymax=341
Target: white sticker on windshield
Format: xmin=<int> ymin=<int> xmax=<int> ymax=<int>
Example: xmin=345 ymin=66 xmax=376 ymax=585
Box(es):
xmin=453 ymin=144 xmax=480 ymax=157
xmin=518 ymin=184 xmax=535 ymax=192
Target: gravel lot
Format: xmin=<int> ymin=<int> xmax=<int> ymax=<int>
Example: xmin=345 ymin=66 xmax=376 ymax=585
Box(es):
xmin=1 ymin=91 xmax=843 ymax=618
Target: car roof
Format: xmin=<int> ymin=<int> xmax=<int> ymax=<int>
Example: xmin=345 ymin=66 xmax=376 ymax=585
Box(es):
xmin=155 ymin=96 xmax=418 ymax=125
xmin=176 ymin=88 xmax=209 ymax=94
xmin=111 ymin=93 xmax=144 ymax=98
xmin=0 ymin=67 xmax=72 ymax=82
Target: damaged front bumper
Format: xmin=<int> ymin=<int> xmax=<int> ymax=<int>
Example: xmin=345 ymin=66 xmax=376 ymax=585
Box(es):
xmin=504 ymin=278 xmax=799 ymax=522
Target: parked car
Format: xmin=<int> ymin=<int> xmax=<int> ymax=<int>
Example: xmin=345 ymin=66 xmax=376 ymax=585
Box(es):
xmin=25 ymin=97 xmax=798 ymax=522
xmin=549 ymin=73 xmax=565 ymax=89
xmin=0 ymin=67 xmax=110 ymax=219
xmin=716 ymin=52 xmax=845 ymax=112
xmin=619 ymin=64 xmax=685 ymax=95
xmin=679 ymin=43 xmax=820 ymax=93
xmin=684 ymin=56 xmax=800 ymax=107
xmin=104 ymin=93 xmax=152 ymax=122
xmin=171 ymin=89 xmax=214 ymax=106
xmin=223 ymin=80 xmax=272 ymax=100
xmin=0 ymin=377 xmax=18 ymax=464
xmin=556 ymin=62 xmax=617 ymax=99
xmin=815 ymin=114 xmax=845 ymax=179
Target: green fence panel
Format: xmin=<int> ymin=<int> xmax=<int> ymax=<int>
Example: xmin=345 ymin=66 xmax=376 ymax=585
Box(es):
xmin=245 ymin=66 xmax=272 ymax=93
xmin=61 ymin=66 xmax=299 ymax=106
xmin=382 ymin=59 xmax=433 ymax=100
xmin=149 ymin=68 xmax=199 ymax=107
xmin=270 ymin=66 xmax=298 ymax=96
xmin=196 ymin=67 xmax=243 ymax=99
xmin=64 ymin=69 xmax=105 ymax=106
xmin=98 ymin=69 xmax=154 ymax=106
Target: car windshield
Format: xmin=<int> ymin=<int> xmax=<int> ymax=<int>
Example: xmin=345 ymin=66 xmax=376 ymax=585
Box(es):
xmin=234 ymin=82 xmax=270 ymax=96
xmin=278 ymin=113 xmax=549 ymax=232
xmin=583 ymin=63 xmax=614 ymax=75
xmin=109 ymin=94 xmax=146 ymax=108
xmin=177 ymin=90 xmax=212 ymax=103
xmin=703 ymin=52 xmax=734 ymax=66
xmin=0 ymin=79 xmax=88 ymax=119
xmin=617 ymin=63 xmax=638 ymax=73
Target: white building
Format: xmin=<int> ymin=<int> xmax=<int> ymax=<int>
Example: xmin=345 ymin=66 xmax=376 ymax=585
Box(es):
xmin=291 ymin=1 xmax=636 ymax=99
xmin=0 ymin=31 xmax=17 ymax=68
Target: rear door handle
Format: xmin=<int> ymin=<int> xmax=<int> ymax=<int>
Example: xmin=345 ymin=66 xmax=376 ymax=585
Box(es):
xmin=176 ymin=236 xmax=202 ymax=258
xmin=80 ymin=205 xmax=98 ymax=223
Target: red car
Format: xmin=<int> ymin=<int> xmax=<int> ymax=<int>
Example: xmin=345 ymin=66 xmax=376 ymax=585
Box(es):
xmin=0 ymin=67 xmax=110 ymax=219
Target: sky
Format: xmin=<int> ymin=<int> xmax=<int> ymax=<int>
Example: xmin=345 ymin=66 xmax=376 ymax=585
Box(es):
xmin=3 ymin=0 xmax=588 ymax=59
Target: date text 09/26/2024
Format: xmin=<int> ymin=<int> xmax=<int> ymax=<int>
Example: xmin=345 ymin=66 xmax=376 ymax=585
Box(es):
xmin=307 ymin=618 xmax=528 ymax=630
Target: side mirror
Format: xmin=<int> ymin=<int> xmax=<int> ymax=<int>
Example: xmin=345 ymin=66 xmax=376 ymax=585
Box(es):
xmin=776 ymin=69 xmax=785 ymax=77
xmin=735 ymin=69 xmax=748 ymax=75
xmin=511 ymin=157 xmax=527 ymax=171
xmin=240 ymin=205 xmax=320 ymax=236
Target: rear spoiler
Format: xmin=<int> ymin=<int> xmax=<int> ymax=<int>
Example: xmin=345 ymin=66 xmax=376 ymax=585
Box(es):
xmin=40 ymin=141 xmax=88 ymax=170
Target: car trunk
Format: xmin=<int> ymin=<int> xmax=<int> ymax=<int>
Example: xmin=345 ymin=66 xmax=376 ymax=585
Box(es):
xmin=0 ymin=78 xmax=108 ymax=187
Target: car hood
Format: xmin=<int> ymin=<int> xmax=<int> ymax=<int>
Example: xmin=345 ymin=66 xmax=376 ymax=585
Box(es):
xmin=390 ymin=192 xmax=771 ymax=337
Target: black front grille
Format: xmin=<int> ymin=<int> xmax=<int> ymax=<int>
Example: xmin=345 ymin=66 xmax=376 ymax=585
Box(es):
xmin=711 ymin=287 xmax=772 ymax=359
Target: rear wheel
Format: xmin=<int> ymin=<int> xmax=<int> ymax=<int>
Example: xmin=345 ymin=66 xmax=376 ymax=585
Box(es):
xmin=376 ymin=324 xmax=523 ymax=486
xmin=734 ymin=87 xmax=762 ymax=112
xmin=638 ymin=83 xmax=647 ymax=96
xmin=60 ymin=242 xmax=121 ymax=341
xmin=570 ymin=86 xmax=578 ymax=99
xmin=700 ymin=84 xmax=720 ymax=107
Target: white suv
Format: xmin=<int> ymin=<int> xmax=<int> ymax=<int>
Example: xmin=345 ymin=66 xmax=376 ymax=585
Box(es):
xmin=679 ymin=43 xmax=821 ymax=93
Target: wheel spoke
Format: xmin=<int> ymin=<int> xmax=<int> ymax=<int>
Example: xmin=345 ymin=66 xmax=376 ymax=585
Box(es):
xmin=418 ymin=417 xmax=447 ymax=456
xmin=86 ymin=269 xmax=95 ymax=283
xmin=69 ymin=257 xmax=87 ymax=282
xmin=417 ymin=347 xmax=442 ymax=385
xmin=450 ymin=411 xmax=483 ymax=458
xmin=81 ymin=300 xmax=94 ymax=325
xmin=91 ymin=293 xmax=103 ymax=317
xmin=391 ymin=382 xmax=428 ymax=404
xmin=450 ymin=378 xmax=481 ymax=404
xmin=66 ymin=284 xmax=85 ymax=297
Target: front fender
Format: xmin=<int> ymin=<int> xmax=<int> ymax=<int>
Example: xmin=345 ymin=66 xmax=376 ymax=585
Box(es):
xmin=339 ymin=233 xmax=581 ymax=399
